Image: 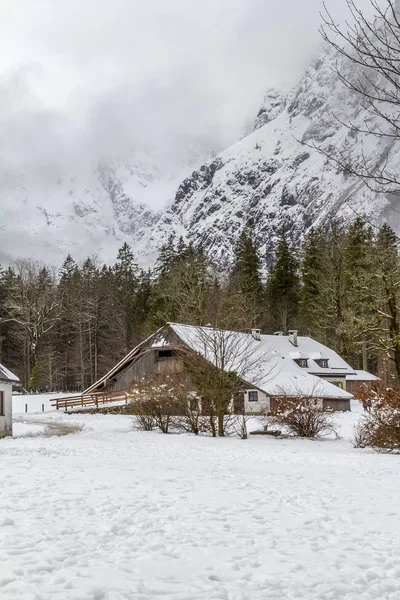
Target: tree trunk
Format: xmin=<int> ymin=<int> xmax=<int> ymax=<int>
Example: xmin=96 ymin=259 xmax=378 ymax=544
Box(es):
xmin=209 ymin=415 xmax=216 ymax=437
xmin=218 ymin=412 xmax=224 ymax=437
xmin=362 ymin=339 xmax=368 ymax=372
xmin=79 ymin=320 xmax=85 ymax=390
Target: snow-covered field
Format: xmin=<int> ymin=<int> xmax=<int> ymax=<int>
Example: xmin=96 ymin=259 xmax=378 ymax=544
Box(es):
xmin=1 ymin=397 xmax=400 ymax=600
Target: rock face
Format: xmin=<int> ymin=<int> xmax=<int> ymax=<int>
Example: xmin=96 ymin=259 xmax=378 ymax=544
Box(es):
xmin=253 ymin=88 xmax=288 ymax=131
xmin=136 ymin=46 xmax=400 ymax=268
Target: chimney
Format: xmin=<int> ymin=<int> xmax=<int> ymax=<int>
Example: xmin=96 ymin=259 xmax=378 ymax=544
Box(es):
xmin=288 ymin=330 xmax=298 ymax=347
xmin=251 ymin=328 xmax=261 ymax=341
xmin=274 ymin=331 xmax=284 ymax=336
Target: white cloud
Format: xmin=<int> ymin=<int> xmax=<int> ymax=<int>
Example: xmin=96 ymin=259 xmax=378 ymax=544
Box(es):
xmin=0 ymin=0 xmax=368 ymax=195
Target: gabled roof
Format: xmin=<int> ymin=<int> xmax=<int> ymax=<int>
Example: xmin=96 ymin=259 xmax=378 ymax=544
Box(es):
xmin=84 ymin=323 xmax=353 ymax=400
xmin=257 ymin=334 xmax=356 ymax=376
xmin=169 ymin=324 xmax=353 ymax=399
xmin=346 ymin=370 xmax=380 ymax=382
xmin=83 ymin=329 xmax=163 ymax=394
xmin=0 ymin=363 xmax=20 ymax=384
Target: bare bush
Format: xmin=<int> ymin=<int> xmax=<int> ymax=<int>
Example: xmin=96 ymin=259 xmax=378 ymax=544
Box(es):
xmin=351 ymin=421 xmax=369 ymax=448
xmin=229 ymin=402 xmax=263 ymax=439
xmin=231 ymin=413 xmax=258 ymax=439
xmin=266 ymin=397 xmax=338 ymax=439
xmin=355 ymin=384 xmax=400 ymax=453
xmin=132 ymin=403 xmax=156 ymax=431
xmin=172 ymin=394 xmax=209 ymax=435
xmin=128 ymin=377 xmax=187 ymax=434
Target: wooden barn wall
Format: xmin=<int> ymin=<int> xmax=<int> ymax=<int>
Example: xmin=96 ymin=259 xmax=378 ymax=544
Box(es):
xmin=105 ymin=351 xmax=156 ymax=392
xmin=103 ymin=347 xmax=187 ymax=393
xmin=322 ymin=398 xmax=351 ymax=412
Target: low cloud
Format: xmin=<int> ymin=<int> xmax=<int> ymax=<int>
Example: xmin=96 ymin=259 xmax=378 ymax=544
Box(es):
xmin=0 ymin=0 xmax=368 ymax=195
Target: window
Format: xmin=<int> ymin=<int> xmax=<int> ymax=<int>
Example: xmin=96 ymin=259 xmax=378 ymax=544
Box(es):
xmin=315 ymin=359 xmax=329 ymax=369
xmin=248 ymin=391 xmax=259 ymax=402
xmin=157 ymin=350 xmax=174 ymax=359
xmin=331 ymin=381 xmax=344 ymax=389
xmin=294 ymin=359 xmax=308 ymax=368
xmin=0 ymin=391 xmax=4 ymax=416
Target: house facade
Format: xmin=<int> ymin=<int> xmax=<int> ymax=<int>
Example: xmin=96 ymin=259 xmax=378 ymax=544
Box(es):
xmin=0 ymin=363 xmax=19 ymax=438
xmin=83 ymin=324 xmax=354 ymax=413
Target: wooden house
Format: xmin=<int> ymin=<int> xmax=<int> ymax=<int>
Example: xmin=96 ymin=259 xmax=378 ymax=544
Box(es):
xmin=0 ymin=363 xmax=19 ymax=438
xmin=79 ymin=323 xmax=354 ymax=413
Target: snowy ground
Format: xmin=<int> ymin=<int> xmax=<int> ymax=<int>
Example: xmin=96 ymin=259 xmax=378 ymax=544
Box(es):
xmin=1 ymin=397 xmax=400 ymax=600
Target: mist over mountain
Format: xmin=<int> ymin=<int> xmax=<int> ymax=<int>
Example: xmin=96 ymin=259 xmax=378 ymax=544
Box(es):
xmin=134 ymin=44 xmax=400 ymax=269
xmin=1 ymin=0 xmax=384 ymax=268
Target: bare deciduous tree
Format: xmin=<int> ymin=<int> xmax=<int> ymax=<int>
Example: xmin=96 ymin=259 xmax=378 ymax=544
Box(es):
xmin=1 ymin=260 xmax=59 ymax=388
xmin=319 ymin=0 xmax=400 ymax=194
xmin=180 ymin=326 xmax=272 ymax=437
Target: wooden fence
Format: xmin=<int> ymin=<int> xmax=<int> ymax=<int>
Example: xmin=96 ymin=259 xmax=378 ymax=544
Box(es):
xmin=51 ymin=390 xmax=129 ymax=411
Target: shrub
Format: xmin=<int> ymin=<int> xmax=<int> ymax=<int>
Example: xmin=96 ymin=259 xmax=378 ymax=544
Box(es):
xmin=132 ymin=402 xmax=156 ymax=431
xmin=355 ymin=385 xmax=400 ymax=453
xmin=351 ymin=421 xmax=369 ymax=448
xmin=172 ymin=395 xmax=209 ymax=435
xmin=127 ymin=378 xmax=185 ymax=434
xmin=231 ymin=414 xmax=251 ymax=439
xmin=267 ymin=397 xmax=337 ymax=438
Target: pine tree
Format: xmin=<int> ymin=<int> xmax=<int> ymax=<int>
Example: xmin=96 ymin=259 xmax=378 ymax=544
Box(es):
xmin=375 ymin=224 xmax=400 ymax=381
xmin=60 ymin=255 xmax=78 ymax=280
xmin=57 ymin=256 xmax=82 ymax=390
xmin=266 ymin=229 xmax=300 ymax=333
xmin=113 ymin=244 xmax=140 ymax=354
xmin=340 ymin=218 xmax=375 ymax=366
xmin=151 ymin=245 xmax=214 ymax=328
xmin=230 ymin=231 xmax=264 ymax=299
xmin=155 ymin=234 xmax=177 ymax=279
xmin=228 ymin=230 xmax=265 ymax=328
xmin=299 ymin=227 xmax=326 ymax=338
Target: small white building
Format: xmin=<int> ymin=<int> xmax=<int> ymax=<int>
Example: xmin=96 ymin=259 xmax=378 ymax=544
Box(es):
xmin=0 ymin=363 xmax=19 ymax=438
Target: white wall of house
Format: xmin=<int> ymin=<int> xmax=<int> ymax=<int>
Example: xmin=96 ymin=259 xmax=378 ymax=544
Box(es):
xmin=0 ymin=382 xmax=13 ymax=438
xmin=244 ymin=389 xmax=270 ymax=414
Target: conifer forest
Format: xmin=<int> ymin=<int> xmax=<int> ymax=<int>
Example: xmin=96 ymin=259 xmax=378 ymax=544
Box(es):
xmin=0 ymin=218 xmax=398 ymax=391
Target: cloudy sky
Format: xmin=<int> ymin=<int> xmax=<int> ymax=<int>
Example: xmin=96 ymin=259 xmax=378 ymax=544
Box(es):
xmin=0 ymin=0 xmax=360 ymax=179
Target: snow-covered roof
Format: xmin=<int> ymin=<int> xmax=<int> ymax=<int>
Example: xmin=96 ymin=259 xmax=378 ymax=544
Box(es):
xmin=0 ymin=363 xmax=20 ymax=384
xmin=168 ymin=324 xmax=352 ymax=400
xmin=259 ymin=334 xmax=356 ymax=376
xmin=346 ymin=370 xmax=380 ymax=382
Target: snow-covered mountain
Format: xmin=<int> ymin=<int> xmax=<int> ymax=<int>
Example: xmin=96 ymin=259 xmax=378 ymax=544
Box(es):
xmin=3 ymin=44 xmax=400 ymax=269
xmin=136 ymin=46 xmax=400 ymax=268
xmin=0 ymin=147 xmax=211 ymax=266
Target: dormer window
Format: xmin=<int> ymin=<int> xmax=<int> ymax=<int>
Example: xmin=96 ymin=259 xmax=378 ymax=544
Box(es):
xmin=294 ymin=358 xmax=308 ymax=368
xmin=315 ymin=359 xmax=329 ymax=369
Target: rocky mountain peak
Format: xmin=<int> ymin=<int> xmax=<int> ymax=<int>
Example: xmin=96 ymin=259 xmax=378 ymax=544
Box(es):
xmin=253 ymin=88 xmax=288 ymax=131
xmin=135 ymin=44 xmax=399 ymax=268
